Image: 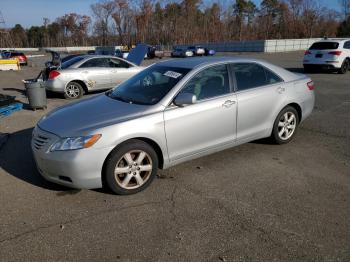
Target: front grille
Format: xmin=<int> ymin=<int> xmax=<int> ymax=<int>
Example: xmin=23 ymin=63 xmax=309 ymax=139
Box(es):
xmin=33 ymin=134 xmax=50 ymax=150
xmin=32 ymin=126 xmax=58 ymax=151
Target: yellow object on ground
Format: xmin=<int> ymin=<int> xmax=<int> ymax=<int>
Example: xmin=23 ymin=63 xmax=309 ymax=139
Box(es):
xmin=0 ymin=59 xmax=20 ymax=71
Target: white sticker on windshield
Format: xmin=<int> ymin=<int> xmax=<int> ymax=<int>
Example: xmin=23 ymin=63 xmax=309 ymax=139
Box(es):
xmin=164 ymin=71 xmax=182 ymax=79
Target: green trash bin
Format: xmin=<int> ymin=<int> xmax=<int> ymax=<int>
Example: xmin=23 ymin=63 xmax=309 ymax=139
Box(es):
xmin=23 ymin=79 xmax=47 ymax=110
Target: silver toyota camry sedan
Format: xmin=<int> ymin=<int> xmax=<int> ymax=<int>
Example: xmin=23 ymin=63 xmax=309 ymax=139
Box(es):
xmin=32 ymin=57 xmax=315 ymax=195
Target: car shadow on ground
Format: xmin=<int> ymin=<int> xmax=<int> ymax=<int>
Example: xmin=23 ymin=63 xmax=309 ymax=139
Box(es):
xmin=0 ymin=127 xmax=71 ymax=192
xmin=285 ymin=67 xmax=338 ymax=74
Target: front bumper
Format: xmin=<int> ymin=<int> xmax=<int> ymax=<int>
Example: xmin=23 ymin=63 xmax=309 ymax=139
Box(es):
xmin=31 ymin=126 xmax=113 ymax=189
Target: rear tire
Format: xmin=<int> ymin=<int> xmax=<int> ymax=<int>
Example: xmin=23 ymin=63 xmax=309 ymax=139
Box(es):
xmin=64 ymin=82 xmax=84 ymax=99
xmin=271 ymin=106 xmax=299 ymax=145
xmin=338 ymin=59 xmax=349 ymax=74
xmin=104 ymin=140 xmax=158 ymax=195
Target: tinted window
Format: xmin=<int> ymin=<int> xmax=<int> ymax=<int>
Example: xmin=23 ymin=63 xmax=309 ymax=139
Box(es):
xmin=265 ymin=68 xmax=283 ymax=84
xmin=107 ymin=65 xmax=190 ymax=105
xmin=80 ymin=58 xmax=109 ymax=68
xmin=180 ymin=64 xmax=230 ymax=100
xmin=309 ymin=42 xmax=339 ymax=50
xmin=62 ymin=55 xmax=77 ymax=63
xmin=61 ymin=56 xmax=85 ymax=69
xmin=233 ymin=63 xmax=282 ymax=91
xmin=344 ymin=41 xmax=350 ymax=49
xmin=108 ymin=58 xmax=131 ymax=68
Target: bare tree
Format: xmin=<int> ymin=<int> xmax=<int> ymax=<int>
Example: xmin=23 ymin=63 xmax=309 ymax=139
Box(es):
xmin=91 ymin=0 xmax=116 ymax=45
xmin=339 ymin=0 xmax=350 ymax=19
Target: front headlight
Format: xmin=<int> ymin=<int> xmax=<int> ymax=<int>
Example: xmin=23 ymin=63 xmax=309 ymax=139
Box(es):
xmin=50 ymin=134 xmax=101 ymax=152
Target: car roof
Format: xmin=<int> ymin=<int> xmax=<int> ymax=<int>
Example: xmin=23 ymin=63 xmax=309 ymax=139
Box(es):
xmin=315 ymin=38 xmax=350 ymax=43
xmin=157 ymin=57 xmax=269 ymax=69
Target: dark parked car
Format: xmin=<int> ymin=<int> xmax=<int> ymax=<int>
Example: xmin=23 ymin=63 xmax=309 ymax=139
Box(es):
xmin=188 ymin=46 xmax=205 ymax=56
xmin=171 ymin=47 xmax=194 ymax=58
xmin=204 ymin=48 xmax=216 ymax=56
xmin=146 ymin=45 xmax=164 ymax=59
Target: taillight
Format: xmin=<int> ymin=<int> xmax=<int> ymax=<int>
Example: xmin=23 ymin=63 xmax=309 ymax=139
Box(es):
xmin=328 ymin=51 xmax=342 ymax=56
xmin=307 ymin=81 xmax=314 ymax=91
xmin=304 ymin=50 xmax=311 ymax=55
xmin=48 ymin=70 xmax=60 ymax=79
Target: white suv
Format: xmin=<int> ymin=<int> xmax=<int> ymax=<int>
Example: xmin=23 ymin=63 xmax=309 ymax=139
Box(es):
xmin=303 ymin=39 xmax=350 ymax=74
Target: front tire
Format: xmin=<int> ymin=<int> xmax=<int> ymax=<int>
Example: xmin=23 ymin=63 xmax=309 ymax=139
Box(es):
xmin=338 ymin=59 xmax=349 ymax=74
xmin=271 ymin=106 xmax=299 ymax=144
xmin=64 ymin=82 xmax=84 ymax=99
xmin=104 ymin=140 xmax=158 ymax=195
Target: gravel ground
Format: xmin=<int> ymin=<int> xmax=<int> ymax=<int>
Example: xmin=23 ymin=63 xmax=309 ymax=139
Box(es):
xmin=0 ymin=52 xmax=349 ymax=261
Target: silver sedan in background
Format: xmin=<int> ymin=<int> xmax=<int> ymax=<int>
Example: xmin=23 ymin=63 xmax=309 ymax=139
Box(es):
xmin=44 ymin=55 xmax=143 ymax=99
xmin=32 ymin=57 xmax=314 ymax=195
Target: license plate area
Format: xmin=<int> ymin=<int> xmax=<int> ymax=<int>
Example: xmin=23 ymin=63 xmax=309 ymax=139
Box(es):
xmin=315 ymin=54 xmax=323 ymax=58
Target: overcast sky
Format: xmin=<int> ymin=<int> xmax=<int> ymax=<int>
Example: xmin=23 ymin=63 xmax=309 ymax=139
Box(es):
xmin=0 ymin=0 xmax=342 ymax=28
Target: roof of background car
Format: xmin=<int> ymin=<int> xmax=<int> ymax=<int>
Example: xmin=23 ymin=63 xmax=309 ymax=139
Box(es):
xmin=157 ymin=57 xmax=300 ymax=82
xmin=316 ymin=38 xmax=350 ymax=43
xmin=157 ymin=56 xmax=268 ymax=69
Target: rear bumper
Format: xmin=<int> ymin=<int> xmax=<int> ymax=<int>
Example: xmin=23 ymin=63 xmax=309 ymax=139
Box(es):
xmin=43 ymin=79 xmax=65 ymax=93
xmin=301 ymin=92 xmax=315 ymax=123
xmin=303 ymin=62 xmax=341 ymax=70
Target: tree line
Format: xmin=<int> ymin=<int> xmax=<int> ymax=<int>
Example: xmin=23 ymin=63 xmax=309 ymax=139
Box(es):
xmin=3 ymin=0 xmax=350 ymax=48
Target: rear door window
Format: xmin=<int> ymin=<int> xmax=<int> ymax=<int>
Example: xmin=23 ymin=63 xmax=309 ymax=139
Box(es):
xmin=265 ymin=68 xmax=283 ymax=84
xmin=80 ymin=58 xmax=109 ymax=68
xmin=309 ymin=42 xmax=339 ymax=50
xmin=108 ymin=58 xmax=132 ymax=68
xmin=232 ymin=63 xmax=282 ymax=91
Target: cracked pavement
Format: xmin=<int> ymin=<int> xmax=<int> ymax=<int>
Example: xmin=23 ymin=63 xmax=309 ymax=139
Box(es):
xmin=0 ymin=52 xmax=349 ymax=261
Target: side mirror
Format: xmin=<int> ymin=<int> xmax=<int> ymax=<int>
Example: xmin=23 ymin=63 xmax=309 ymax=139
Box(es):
xmin=174 ymin=93 xmax=197 ymax=107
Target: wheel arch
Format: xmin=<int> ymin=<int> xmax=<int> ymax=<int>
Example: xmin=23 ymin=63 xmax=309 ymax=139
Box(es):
xmin=269 ymin=102 xmax=303 ymax=137
xmin=101 ymin=137 xmax=165 ymax=187
xmin=286 ymin=102 xmax=302 ymax=123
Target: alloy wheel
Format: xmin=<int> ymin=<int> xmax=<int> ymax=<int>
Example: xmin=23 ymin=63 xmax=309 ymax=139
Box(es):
xmin=114 ymin=150 xmax=153 ymax=190
xmin=277 ymin=112 xmax=297 ymax=140
xmin=65 ymin=84 xmax=80 ymax=98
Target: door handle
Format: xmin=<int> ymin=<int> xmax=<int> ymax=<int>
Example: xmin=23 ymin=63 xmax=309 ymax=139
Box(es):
xmin=277 ymin=87 xmax=285 ymax=94
xmin=222 ymin=100 xmax=236 ymax=108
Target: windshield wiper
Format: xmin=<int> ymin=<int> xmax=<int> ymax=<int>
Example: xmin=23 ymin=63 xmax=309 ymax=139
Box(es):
xmin=113 ymin=95 xmax=129 ymax=103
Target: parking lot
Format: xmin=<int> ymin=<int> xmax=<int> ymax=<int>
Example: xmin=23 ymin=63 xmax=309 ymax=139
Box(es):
xmin=0 ymin=51 xmax=349 ymax=261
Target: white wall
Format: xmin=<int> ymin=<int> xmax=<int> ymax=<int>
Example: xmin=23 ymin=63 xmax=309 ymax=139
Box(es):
xmin=3 ymin=38 xmax=325 ymax=53
xmin=175 ymin=38 xmax=323 ymax=53
xmin=264 ymin=38 xmax=322 ymax=52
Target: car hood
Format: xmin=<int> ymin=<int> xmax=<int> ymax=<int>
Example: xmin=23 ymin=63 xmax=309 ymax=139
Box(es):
xmin=38 ymin=94 xmax=149 ymax=137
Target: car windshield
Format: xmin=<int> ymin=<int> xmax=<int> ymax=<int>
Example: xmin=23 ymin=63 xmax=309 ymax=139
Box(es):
xmin=61 ymin=56 xmax=85 ymax=69
xmin=309 ymin=42 xmax=339 ymax=50
xmin=107 ymin=65 xmax=191 ymax=105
